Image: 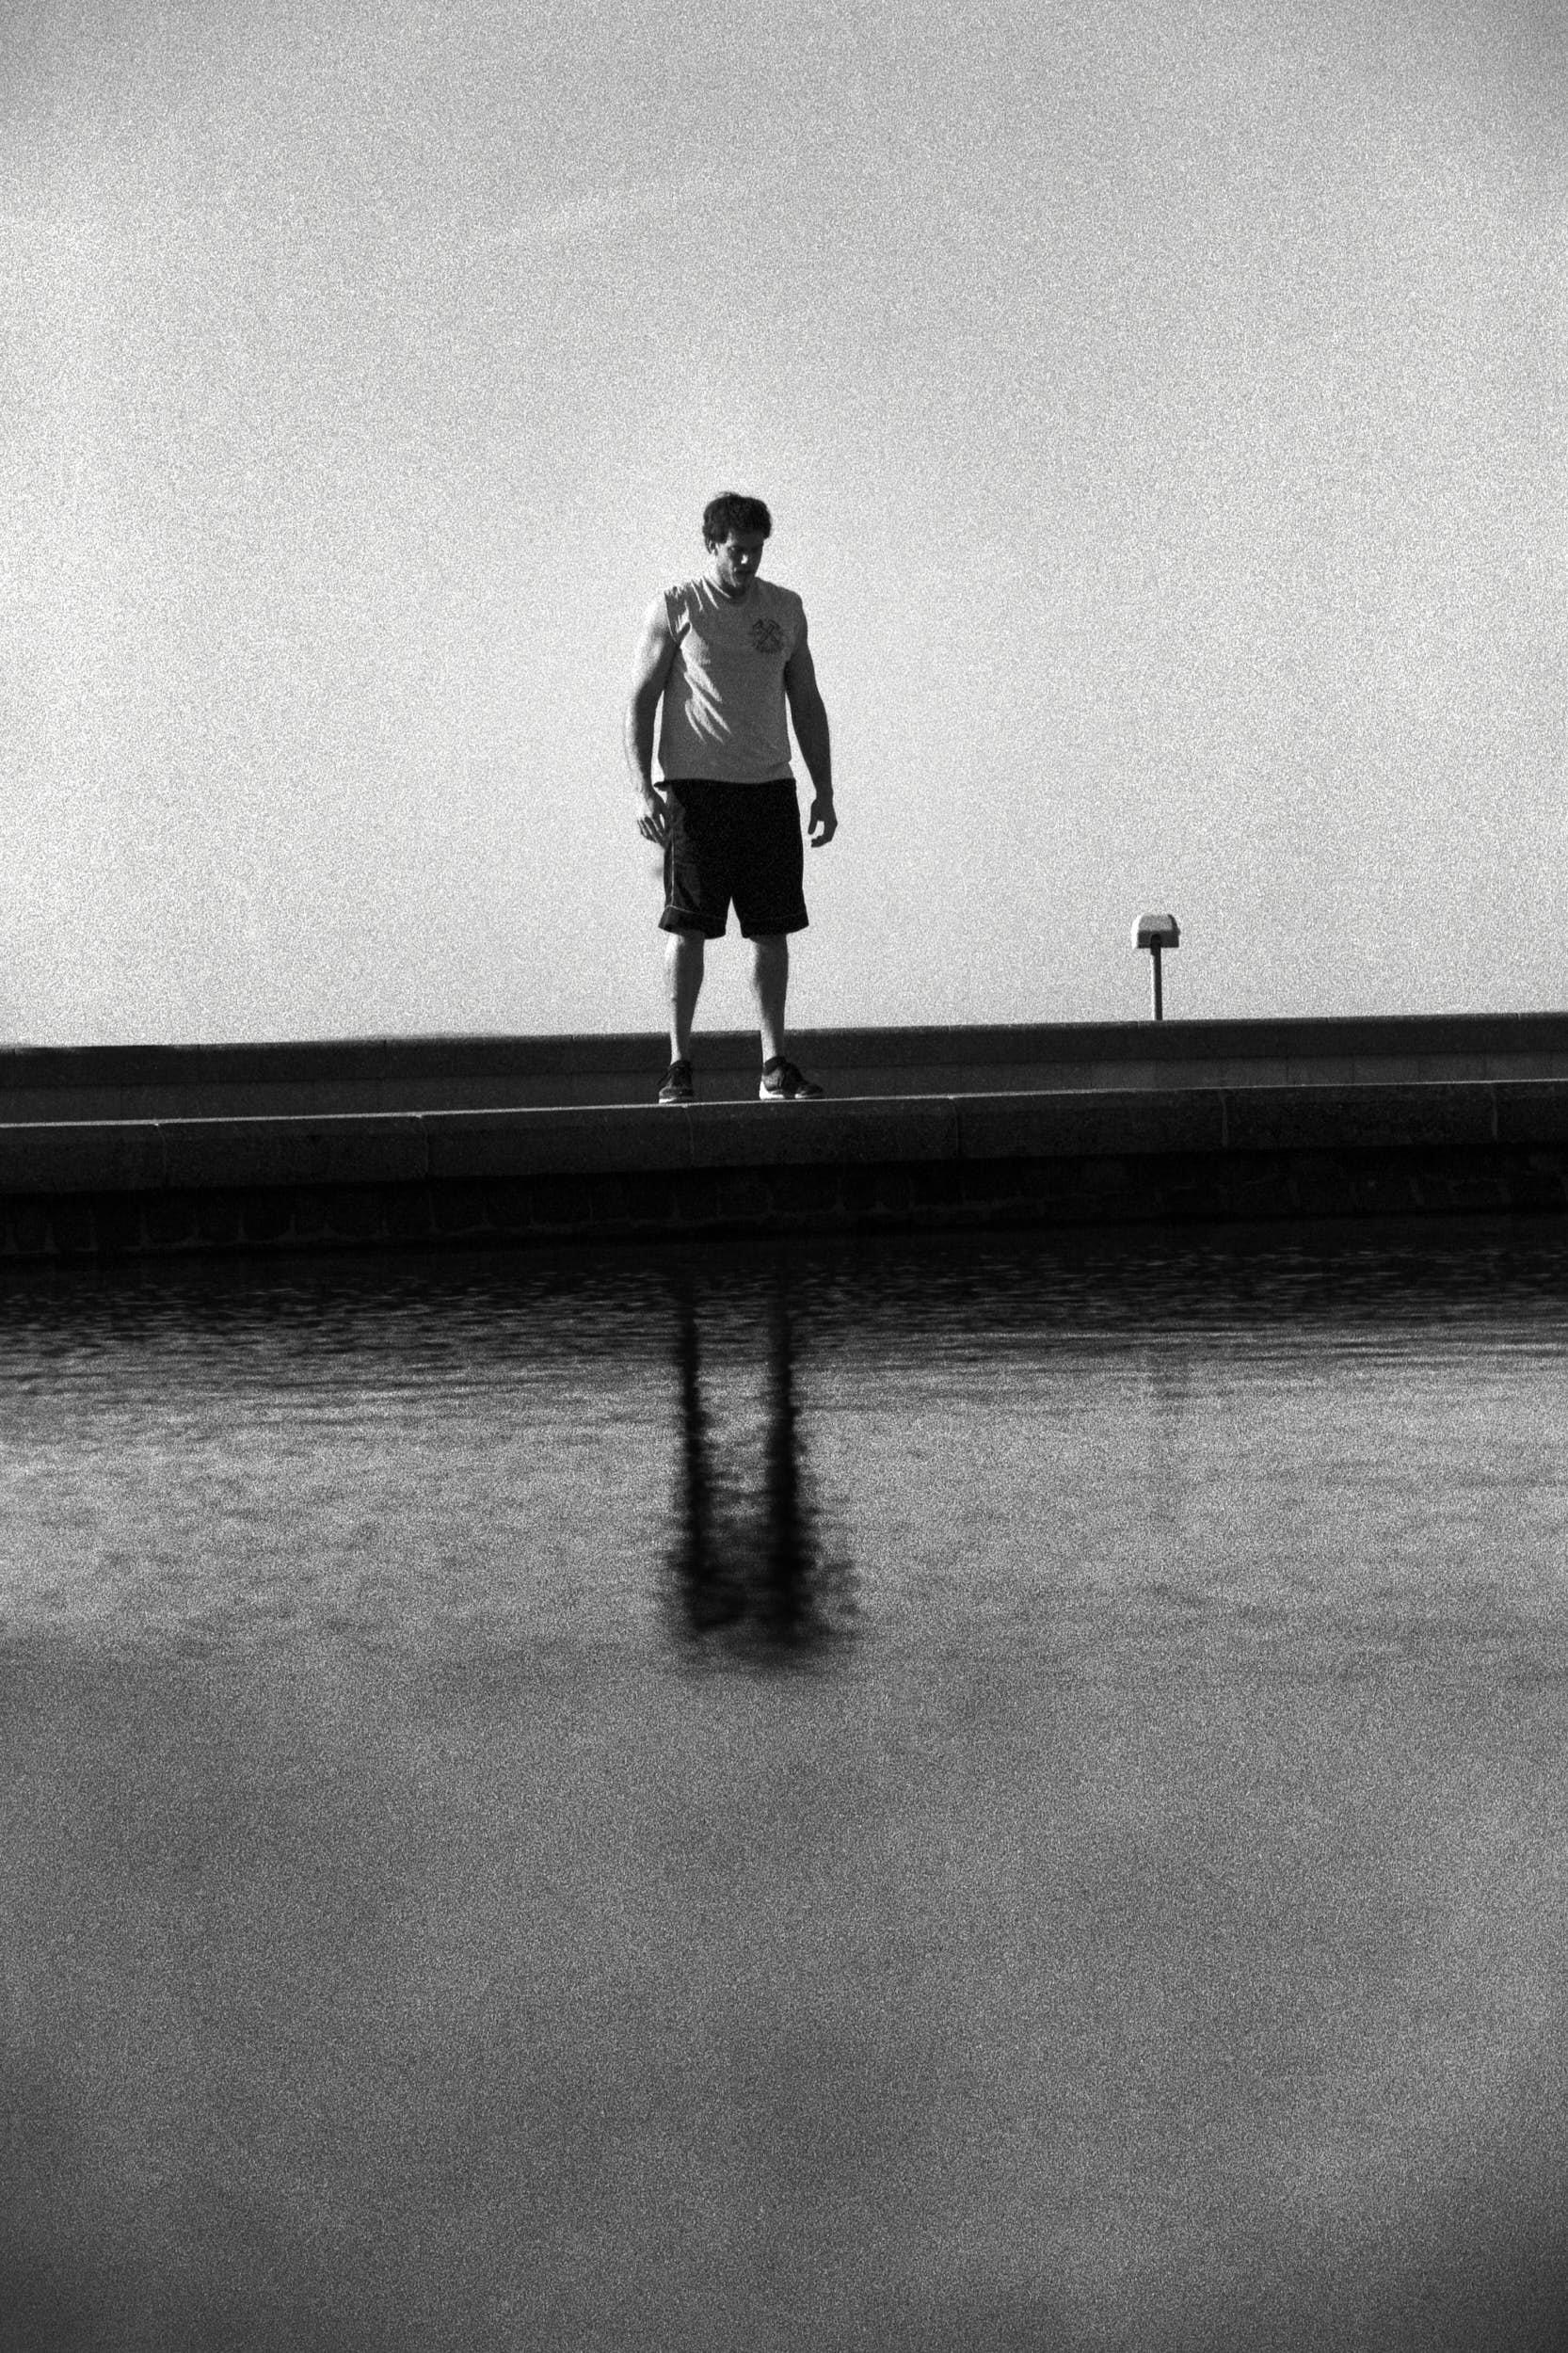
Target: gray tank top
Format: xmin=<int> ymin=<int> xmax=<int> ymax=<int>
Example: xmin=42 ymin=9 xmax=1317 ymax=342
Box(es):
xmin=656 ymin=574 xmax=806 ymax=785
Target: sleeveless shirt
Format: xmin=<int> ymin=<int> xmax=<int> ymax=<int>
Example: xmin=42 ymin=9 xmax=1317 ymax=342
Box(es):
xmin=655 ymin=575 xmax=806 ymax=785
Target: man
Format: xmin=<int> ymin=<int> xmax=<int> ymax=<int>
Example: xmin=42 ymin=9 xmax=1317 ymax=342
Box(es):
xmin=624 ymin=491 xmax=837 ymax=1105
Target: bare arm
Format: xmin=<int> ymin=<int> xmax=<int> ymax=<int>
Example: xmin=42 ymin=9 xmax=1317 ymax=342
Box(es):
xmin=784 ymin=623 xmax=837 ymax=846
xmin=624 ymin=598 xmax=678 ymax=844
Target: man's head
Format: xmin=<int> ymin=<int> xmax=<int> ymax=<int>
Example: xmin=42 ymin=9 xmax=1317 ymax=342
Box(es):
xmin=702 ymin=491 xmax=772 ymax=600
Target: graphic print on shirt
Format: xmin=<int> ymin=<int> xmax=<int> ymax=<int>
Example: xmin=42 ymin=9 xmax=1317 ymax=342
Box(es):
xmin=750 ymin=617 xmax=785 ymax=655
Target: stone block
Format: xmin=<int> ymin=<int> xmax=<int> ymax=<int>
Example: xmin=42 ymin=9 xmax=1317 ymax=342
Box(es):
xmin=0 ymin=1121 xmax=165 ymax=1195
xmin=291 ymin=1191 xmax=333 ymax=1240
xmin=771 ymin=1163 xmax=843 ymax=1216
xmin=144 ymin=1193 xmax=199 ymax=1248
xmin=626 ymin=1172 xmax=679 ymax=1225
xmin=94 ymin=1196 xmax=146 ymax=1256
xmin=50 ymin=1202 xmax=97 ymax=1256
xmin=1152 ymin=1169 xmax=1233 ymax=1223
xmin=873 ymin=1169 xmax=914 ymax=1217
xmin=1283 ymin=1155 xmax=1360 ymax=1220
xmin=1095 ymin=1169 xmax=1159 ymax=1219
xmin=957 ymin=1090 xmax=1225 ymax=1162
xmin=1507 ymin=1160 xmax=1568 ymax=1211
xmin=1224 ymin=1166 xmax=1302 ymax=1222
xmin=1223 ymin=1085 xmax=1496 ymax=1155
xmin=161 ymin=1114 xmax=426 ymax=1193
xmin=687 ymin=1097 xmax=959 ymax=1169
xmin=1400 ymin=1160 xmax=1507 ymax=1213
xmin=431 ymin=1183 xmax=490 ymax=1237
xmin=1493 ymin=1084 xmax=1568 ymax=1147
xmin=527 ymin=1178 xmax=592 ymax=1228
xmin=1072 ymin=1155 xmax=1133 ymax=1196
xmin=1007 ymin=1159 xmax=1066 ymax=1208
xmin=907 ymin=1161 xmax=964 ymax=1210
xmin=1349 ymin=1056 xmax=1421 ymax=1083
xmin=195 ymin=1195 xmax=246 ymax=1246
xmin=481 ymin=1180 xmax=536 ymax=1234
xmin=324 ymin=1188 xmax=387 ymax=1241
xmin=718 ymin=1173 xmax=774 ymax=1222
xmin=385 ymin=1188 xmax=434 ymax=1241
xmin=589 ymin=1176 xmax=634 ymax=1226
xmin=1358 ymin=1165 xmax=1420 ymax=1216
xmin=242 ymin=1193 xmax=296 ymax=1244
xmin=1271 ymin=1153 xmax=1402 ymax=1224
xmin=1441 ymin=1176 xmax=1513 ymax=1211
xmin=8 ymin=1203 xmax=51 ymax=1255
xmin=954 ymin=1163 xmax=1036 ymax=1219
xmin=425 ymin=1107 xmax=690 ymax=1180
xmin=672 ymin=1176 xmax=721 ymax=1227
xmin=839 ymin=1165 xmax=884 ymax=1218
xmin=1021 ymin=1162 xmax=1106 ymax=1224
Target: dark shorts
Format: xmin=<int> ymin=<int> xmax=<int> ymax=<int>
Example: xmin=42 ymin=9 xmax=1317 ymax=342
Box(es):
xmin=659 ymin=776 xmax=809 ymax=940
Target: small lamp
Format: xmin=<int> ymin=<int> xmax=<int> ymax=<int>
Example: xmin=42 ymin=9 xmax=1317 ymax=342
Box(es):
xmin=1132 ymin=914 xmax=1179 ymax=1021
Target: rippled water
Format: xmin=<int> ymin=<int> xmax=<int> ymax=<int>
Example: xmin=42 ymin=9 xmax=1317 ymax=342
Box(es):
xmin=5 ymin=1224 xmax=1568 ymax=2349
xmin=7 ymin=1221 xmax=1568 ymax=1672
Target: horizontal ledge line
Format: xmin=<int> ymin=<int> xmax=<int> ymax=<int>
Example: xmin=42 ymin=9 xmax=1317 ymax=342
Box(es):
xmin=0 ymin=1078 xmax=1557 ymax=1194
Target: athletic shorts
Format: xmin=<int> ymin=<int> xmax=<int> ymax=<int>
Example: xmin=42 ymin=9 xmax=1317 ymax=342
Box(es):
xmin=658 ymin=776 xmax=809 ymax=940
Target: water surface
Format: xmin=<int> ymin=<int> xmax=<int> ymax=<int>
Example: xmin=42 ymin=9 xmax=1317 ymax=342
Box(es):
xmin=4 ymin=1224 xmax=1567 ymax=2349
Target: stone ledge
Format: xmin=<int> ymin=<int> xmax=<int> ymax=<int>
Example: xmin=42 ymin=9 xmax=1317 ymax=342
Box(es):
xmin=158 ymin=1113 xmax=429 ymax=1193
xmin=0 ymin=1080 xmax=1565 ymax=1256
xmin=2 ymin=1080 xmax=1564 ymax=1197
xmin=424 ymin=1105 xmax=694 ymax=1178
xmin=0 ymin=1123 xmax=168 ymax=1194
xmin=1493 ymin=1082 xmax=1568 ymax=1146
xmin=7 ymin=1013 xmax=1568 ymax=1123
xmin=1 ymin=1140 xmax=1564 ymax=1260
xmin=958 ymin=1090 xmax=1227 ymax=1160
xmin=680 ymin=1097 xmax=962 ymax=1166
xmin=1219 ymin=1084 xmax=1499 ymax=1153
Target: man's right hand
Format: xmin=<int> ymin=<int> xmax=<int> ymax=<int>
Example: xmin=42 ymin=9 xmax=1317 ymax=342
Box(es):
xmin=635 ymin=784 xmax=668 ymax=846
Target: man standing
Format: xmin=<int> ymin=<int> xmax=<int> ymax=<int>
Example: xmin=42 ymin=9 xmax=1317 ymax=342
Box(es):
xmin=624 ymin=491 xmax=837 ymax=1105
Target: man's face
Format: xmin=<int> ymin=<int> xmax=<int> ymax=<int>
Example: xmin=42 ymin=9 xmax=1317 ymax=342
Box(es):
xmin=706 ymin=529 xmax=767 ymax=600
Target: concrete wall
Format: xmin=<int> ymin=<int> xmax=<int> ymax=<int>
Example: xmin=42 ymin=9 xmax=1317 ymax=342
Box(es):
xmin=4 ymin=1012 xmax=1568 ymax=1121
xmin=4 ymin=1077 xmax=1568 ymax=1260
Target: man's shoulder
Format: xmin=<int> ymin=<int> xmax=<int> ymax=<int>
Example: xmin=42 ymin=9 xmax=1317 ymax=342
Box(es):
xmin=757 ymin=580 xmax=807 ymax=645
xmin=660 ymin=578 xmax=711 ymax=635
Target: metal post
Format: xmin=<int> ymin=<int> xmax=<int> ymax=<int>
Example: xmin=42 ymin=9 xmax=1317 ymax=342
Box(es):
xmin=1132 ymin=915 xmax=1179 ymax=1020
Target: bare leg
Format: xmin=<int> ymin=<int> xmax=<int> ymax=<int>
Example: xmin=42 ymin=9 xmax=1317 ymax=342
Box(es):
xmin=750 ymin=933 xmax=788 ymax=1064
xmin=665 ymin=929 xmax=705 ymax=1062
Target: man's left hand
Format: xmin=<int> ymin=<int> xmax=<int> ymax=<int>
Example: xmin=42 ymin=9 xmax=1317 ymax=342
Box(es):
xmin=808 ymin=795 xmax=838 ymax=847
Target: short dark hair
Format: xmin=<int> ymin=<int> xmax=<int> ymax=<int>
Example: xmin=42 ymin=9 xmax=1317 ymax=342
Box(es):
xmin=702 ymin=491 xmax=772 ymax=547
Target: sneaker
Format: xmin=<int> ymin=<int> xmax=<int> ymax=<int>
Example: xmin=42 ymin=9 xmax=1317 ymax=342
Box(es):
xmin=759 ymin=1057 xmax=824 ymax=1102
xmin=658 ymin=1058 xmax=695 ymax=1106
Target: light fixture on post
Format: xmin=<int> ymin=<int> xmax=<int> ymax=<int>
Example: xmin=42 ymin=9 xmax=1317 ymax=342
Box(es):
xmin=1133 ymin=914 xmax=1179 ymax=1021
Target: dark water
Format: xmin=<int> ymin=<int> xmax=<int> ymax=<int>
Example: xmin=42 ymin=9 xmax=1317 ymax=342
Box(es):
xmin=4 ymin=1224 xmax=1568 ymax=2349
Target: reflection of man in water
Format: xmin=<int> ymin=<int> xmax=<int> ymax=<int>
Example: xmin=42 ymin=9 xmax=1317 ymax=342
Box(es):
xmin=669 ymin=1273 xmax=848 ymax=1657
xmin=624 ymin=491 xmax=838 ymax=1108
